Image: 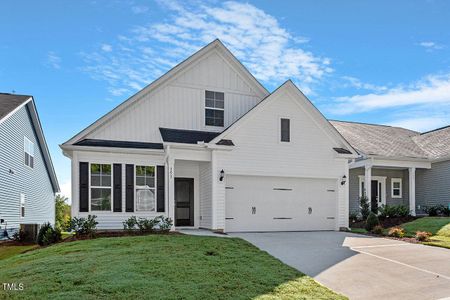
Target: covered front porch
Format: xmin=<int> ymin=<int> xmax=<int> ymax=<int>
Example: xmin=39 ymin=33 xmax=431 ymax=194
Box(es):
xmin=349 ymin=157 xmax=431 ymax=216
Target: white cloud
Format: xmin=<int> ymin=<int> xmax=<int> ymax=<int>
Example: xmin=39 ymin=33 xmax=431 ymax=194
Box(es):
xmin=58 ymin=180 xmax=72 ymax=204
xmin=331 ymin=74 xmax=450 ymax=115
xmin=418 ymin=41 xmax=444 ymax=51
xmin=340 ymin=76 xmax=388 ymax=93
xmin=131 ymin=5 xmax=149 ymax=14
xmin=101 ymin=44 xmax=113 ymax=52
xmin=45 ymin=51 xmax=61 ymax=69
xmin=82 ymin=0 xmax=331 ymax=96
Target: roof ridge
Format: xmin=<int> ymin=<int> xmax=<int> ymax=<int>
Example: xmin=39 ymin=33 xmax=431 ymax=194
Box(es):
xmin=420 ymin=124 xmax=450 ymax=135
xmin=328 ymin=119 xmax=394 ymax=128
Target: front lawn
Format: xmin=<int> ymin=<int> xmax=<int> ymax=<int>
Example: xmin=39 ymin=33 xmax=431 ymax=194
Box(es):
xmin=0 ymin=244 xmax=37 ymax=260
xmin=400 ymin=217 xmax=450 ymax=249
xmin=0 ymin=235 xmax=345 ymax=299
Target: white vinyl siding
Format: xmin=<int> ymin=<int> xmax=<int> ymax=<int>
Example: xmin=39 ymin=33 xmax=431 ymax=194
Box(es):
xmin=392 ymin=178 xmax=402 ymax=198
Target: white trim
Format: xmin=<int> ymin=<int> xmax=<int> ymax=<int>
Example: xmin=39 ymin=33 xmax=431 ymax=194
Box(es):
xmin=204 ymin=90 xmax=225 ymax=128
xmin=358 ymin=175 xmax=387 ymax=206
xmin=350 ymin=157 xmax=431 ymax=169
xmin=279 ymin=117 xmax=291 ymax=143
xmin=0 ymin=97 xmax=32 ymax=125
xmin=89 ymin=163 xmax=113 ymax=213
xmin=391 ymin=178 xmax=403 ymax=199
xmin=23 ymin=136 xmax=34 ymax=169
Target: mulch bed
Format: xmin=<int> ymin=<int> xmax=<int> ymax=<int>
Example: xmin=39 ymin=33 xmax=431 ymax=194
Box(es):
xmin=351 ymin=216 xmax=418 ymax=229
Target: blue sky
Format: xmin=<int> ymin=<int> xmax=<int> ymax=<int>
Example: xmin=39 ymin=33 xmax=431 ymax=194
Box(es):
xmin=1 ymin=0 xmax=450 ymax=199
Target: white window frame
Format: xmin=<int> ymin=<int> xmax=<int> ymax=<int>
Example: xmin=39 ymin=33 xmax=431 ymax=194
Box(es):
xmin=391 ymin=178 xmax=402 ymax=198
xmin=134 ymin=165 xmax=157 ymax=212
xmin=20 ymin=193 xmax=25 ymax=218
xmin=89 ymin=163 xmax=113 ymax=212
xmin=279 ymin=117 xmax=291 ymax=143
xmin=204 ymin=90 xmax=225 ymax=128
xmin=24 ymin=137 xmax=34 ymax=169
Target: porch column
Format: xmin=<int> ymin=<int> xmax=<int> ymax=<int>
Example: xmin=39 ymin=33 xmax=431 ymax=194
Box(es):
xmin=167 ymin=158 xmax=175 ymax=230
xmin=364 ymin=165 xmax=372 ymax=203
xmin=409 ymin=167 xmax=416 ymax=216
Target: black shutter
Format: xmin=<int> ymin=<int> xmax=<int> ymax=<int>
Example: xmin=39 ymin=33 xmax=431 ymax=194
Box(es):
xmin=79 ymin=162 xmax=89 ymax=212
xmin=125 ymin=164 xmax=134 ymax=212
xmin=157 ymin=165 xmax=165 ymax=212
xmin=113 ymin=164 xmax=122 ymax=212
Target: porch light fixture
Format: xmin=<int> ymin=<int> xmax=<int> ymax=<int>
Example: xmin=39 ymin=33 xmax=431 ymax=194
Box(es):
xmin=219 ymin=169 xmax=225 ymax=181
xmin=341 ymin=175 xmax=347 ymax=185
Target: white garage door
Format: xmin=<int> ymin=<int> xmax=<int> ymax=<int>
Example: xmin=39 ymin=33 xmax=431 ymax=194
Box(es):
xmin=225 ymin=175 xmax=337 ymax=232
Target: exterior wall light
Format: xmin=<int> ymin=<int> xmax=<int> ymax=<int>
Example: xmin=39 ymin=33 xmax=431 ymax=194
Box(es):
xmin=219 ymin=169 xmax=225 ymax=181
xmin=341 ymin=175 xmax=347 ymax=185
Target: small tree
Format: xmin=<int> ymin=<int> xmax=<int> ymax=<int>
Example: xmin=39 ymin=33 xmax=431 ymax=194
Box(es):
xmin=365 ymin=212 xmax=380 ymax=232
xmin=55 ymin=195 xmax=71 ymax=230
xmin=359 ymin=195 xmax=370 ymax=220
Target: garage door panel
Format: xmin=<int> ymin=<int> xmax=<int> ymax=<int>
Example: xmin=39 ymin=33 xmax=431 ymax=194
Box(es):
xmin=225 ymin=175 xmax=337 ymax=232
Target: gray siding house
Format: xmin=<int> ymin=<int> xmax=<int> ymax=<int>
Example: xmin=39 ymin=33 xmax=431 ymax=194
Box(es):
xmin=0 ymin=93 xmax=59 ymax=239
xmin=331 ymin=120 xmax=450 ymax=215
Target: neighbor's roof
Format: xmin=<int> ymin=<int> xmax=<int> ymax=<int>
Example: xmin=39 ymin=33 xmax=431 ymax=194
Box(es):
xmin=413 ymin=126 xmax=450 ymax=160
xmin=159 ymin=128 xmax=221 ymax=144
xmin=0 ymin=93 xmax=32 ymax=121
xmin=329 ymin=120 xmax=429 ymax=159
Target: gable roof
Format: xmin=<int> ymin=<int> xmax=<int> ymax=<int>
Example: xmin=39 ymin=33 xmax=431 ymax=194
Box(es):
xmin=209 ymin=80 xmax=358 ymax=156
xmin=64 ymin=39 xmax=269 ymax=146
xmin=0 ymin=93 xmax=32 ymax=123
xmin=413 ymin=126 xmax=450 ymax=160
xmin=159 ymin=128 xmax=220 ymax=144
xmin=330 ymin=120 xmax=429 ymax=159
xmin=0 ymin=93 xmax=60 ymax=192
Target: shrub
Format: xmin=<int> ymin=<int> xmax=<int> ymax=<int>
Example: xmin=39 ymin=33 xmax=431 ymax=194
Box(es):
xmin=440 ymin=205 xmax=450 ymax=217
xmin=424 ymin=205 xmax=440 ymax=216
xmin=359 ymin=195 xmax=370 ymax=220
xmin=415 ymin=231 xmax=432 ymax=242
xmin=123 ymin=216 xmax=137 ymax=231
xmin=365 ymin=212 xmax=380 ymax=232
xmin=37 ymin=223 xmax=61 ymax=246
xmin=11 ymin=230 xmax=29 ymax=243
xmin=378 ymin=204 xmax=410 ymax=218
xmin=68 ymin=215 xmax=98 ymax=238
xmin=395 ymin=205 xmax=410 ymax=217
xmin=388 ymin=227 xmax=405 ymax=238
xmin=156 ymin=216 xmax=173 ymax=232
xmin=349 ymin=211 xmax=359 ymax=223
xmin=371 ymin=225 xmax=384 ymax=235
xmin=136 ymin=217 xmax=158 ymax=233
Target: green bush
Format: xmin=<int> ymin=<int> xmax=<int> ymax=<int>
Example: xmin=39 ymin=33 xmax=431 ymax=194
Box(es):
xmin=440 ymin=205 xmax=450 ymax=217
xmin=37 ymin=223 xmax=61 ymax=246
xmin=68 ymin=215 xmax=98 ymax=238
xmin=424 ymin=205 xmax=440 ymax=216
xmin=123 ymin=216 xmax=138 ymax=231
xmin=359 ymin=195 xmax=370 ymax=220
xmin=388 ymin=227 xmax=405 ymax=238
xmin=365 ymin=212 xmax=380 ymax=232
xmin=136 ymin=217 xmax=158 ymax=233
xmin=11 ymin=229 xmax=29 ymax=243
xmin=378 ymin=204 xmax=410 ymax=218
xmin=156 ymin=216 xmax=173 ymax=232
xmin=371 ymin=225 xmax=384 ymax=235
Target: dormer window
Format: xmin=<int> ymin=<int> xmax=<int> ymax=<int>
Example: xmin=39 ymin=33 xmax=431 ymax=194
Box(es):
xmin=205 ymin=90 xmax=224 ymax=127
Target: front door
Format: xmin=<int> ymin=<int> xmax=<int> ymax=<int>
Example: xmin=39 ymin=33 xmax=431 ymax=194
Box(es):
xmin=371 ymin=180 xmax=379 ymax=213
xmin=175 ymin=178 xmax=194 ymax=226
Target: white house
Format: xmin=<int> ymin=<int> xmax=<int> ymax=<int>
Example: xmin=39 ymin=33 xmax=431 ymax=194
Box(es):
xmin=61 ymin=39 xmax=358 ymax=232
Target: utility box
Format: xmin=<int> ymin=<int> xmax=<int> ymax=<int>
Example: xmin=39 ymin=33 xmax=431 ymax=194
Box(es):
xmin=20 ymin=224 xmax=40 ymax=242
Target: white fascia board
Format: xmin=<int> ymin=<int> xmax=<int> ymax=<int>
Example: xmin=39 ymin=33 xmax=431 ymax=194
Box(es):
xmin=0 ymin=97 xmax=32 ymax=125
xmin=60 ymin=144 xmax=165 ymax=155
xmin=350 ymin=156 xmax=431 ymax=169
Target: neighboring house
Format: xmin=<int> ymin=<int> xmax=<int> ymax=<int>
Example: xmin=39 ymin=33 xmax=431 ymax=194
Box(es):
xmin=0 ymin=93 xmax=60 ymax=238
xmin=61 ymin=39 xmax=358 ymax=232
xmin=331 ymin=120 xmax=450 ymax=216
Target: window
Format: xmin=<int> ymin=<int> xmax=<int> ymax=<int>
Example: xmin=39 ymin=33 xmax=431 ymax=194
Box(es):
xmin=20 ymin=194 xmax=25 ymax=218
xmin=135 ymin=166 xmax=156 ymax=211
xmin=90 ymin=164 xmax=112 ymax=211
xmin=280 ymin=118 xmax=290 ymax=142
xmin=24 ymin=137 xmax=34 ymax=168
xmin=391 ymin=178 xmax=402 ymax=198
xmin=205 ymin=90 xmax=224 ymax=127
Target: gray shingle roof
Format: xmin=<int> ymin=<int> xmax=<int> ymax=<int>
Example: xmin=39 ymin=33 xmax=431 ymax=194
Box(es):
xmin=413 ymin=126 xmax=450 ymax=160
xmin=329 ymin=120 xmax=429 ymax=159
xmin=159 ymin=127 xmax=220 ymax=144
xmin=0 ymin=93 xmax=31 ymax=121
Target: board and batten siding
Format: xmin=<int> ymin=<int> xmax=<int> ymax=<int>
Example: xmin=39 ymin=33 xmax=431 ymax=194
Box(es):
xmin=72 ymin=150 xmax=167 ymax=229
xmin=349 ymin=168 xmax=409 ymax=213
xmin=87 ymin=50 xmax=262 ymax=142
xmin=416 ymin=161 xmax=450 ymax=211
xmin=199 ymin=162 xmax=212 ymax=228
xmin=0 ymin=105 xmax=55 ymax=237
xmin=215 ymin=89 xmax=350 ymax=230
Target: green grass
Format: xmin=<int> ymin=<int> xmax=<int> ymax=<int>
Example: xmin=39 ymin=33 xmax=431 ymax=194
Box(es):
xmin=0 ymin=235 xmax=345 ymax=299
xmin=0 ymin=244 xmax=37 ymax=260
xmin=400 ymin=217 xmax=450 ymax=237
xmin=349 ymin=228 xmax=367 ymax=234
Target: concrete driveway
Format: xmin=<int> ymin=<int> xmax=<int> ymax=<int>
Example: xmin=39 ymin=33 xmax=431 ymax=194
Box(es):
xmin=230 ymin=232 xmax=450 ymax=300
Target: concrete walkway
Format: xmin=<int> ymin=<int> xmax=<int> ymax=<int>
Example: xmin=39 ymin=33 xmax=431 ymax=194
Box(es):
xmin=230 ymin=231 xmax=450 ymax=300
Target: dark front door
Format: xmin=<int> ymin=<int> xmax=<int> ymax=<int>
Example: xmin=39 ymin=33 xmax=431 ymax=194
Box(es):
xmin=175 ymin=178 xmax=194 ymax=226
xmin=371 ymin=180 xmax=378 ymax=213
